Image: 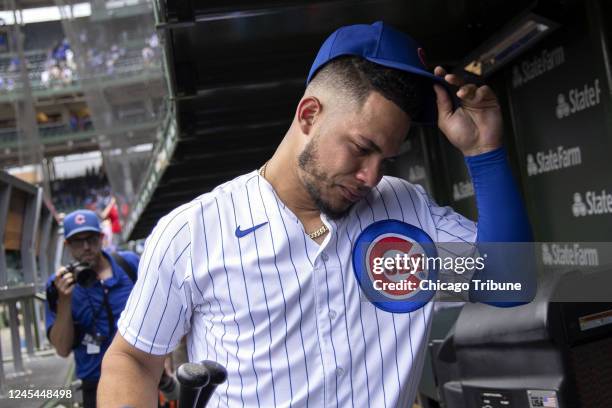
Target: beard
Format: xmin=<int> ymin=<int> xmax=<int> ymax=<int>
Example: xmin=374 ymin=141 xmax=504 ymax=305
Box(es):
xmin=297 ymin=135 xmax=354 ymax=220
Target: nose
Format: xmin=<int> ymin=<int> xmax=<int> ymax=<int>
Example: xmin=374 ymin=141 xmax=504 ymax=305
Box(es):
xmin=355 ymin=158 xmax=383 ymax=188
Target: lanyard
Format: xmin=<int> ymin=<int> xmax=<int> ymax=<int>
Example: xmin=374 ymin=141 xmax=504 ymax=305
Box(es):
xmin=85 ymin=284 xmax=115 ymax=337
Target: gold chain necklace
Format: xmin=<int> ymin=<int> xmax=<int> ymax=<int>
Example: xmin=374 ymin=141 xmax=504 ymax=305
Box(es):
xmin=259 ymin=161 xmax=329 ymax=239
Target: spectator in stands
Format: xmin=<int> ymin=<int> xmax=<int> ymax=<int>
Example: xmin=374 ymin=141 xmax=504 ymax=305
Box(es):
xmin=149 ymin=33 xmax=159 ymax=49
xmin=60 ymin=61 xmax=72 ymax=85
xmin=99 ymin=192 xmax=122 ymax=237
xmin=45 ymin=209 xmax=140 ymax=408
xmin=69 ymin=114 xmax=79 ymax=132
xmin=8 ymin=57 xmax=18 ymax=72
xmin=142 ymin=44 xmax=154 ymax=67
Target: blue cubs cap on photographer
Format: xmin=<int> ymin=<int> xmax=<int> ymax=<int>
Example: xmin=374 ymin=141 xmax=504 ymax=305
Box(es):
xmin=307 ymin=21 xmax=456 ymax=125
xmin=63 ymin=209 xmax=101 ymax=239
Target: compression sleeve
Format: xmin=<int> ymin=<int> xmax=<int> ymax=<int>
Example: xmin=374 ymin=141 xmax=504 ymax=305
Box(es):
xmin=464 ymin=146 xmax=535 ymax=306
xmin=464 ymin=146 xmax=532 ymax=242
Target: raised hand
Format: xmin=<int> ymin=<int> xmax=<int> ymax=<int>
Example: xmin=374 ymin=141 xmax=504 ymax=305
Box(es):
xmin=433 ymin=66 xmax=503 ymax=156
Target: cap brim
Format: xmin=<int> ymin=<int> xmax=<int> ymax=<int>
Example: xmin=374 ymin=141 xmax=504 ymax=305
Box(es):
xmin=366 ymin=56 xmax=459 ymax=126
xmin=65 ymin=226 xmax=101 ymax=239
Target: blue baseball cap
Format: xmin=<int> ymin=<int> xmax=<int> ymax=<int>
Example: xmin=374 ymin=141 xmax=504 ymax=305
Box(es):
xmin=307 ymin=21 xmax=456 ymax=125
xmin=63 ymin=209 xmax=101 ymax=239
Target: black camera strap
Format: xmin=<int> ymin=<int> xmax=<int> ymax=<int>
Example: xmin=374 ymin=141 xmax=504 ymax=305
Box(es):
xmin=84 ymin=285 xmax=115 ymax=338
xmin=101 ymin=287 xmax=115 ymax=337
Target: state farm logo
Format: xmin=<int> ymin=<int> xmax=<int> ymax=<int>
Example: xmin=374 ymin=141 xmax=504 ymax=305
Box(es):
xmin=452 ymin=180 xmax=474 ymax=201
xmin=526 ymin=145 xmax=582 ymax=176
xmin=541 ymin=243 xmax=599 ymax=266
xmin=512 ymin=46 xmax=565 ymax=89
xmin=572 ymin=190 xmax=612 ymax=217
xmin=556 ymin=79 xmax=602 ymax=119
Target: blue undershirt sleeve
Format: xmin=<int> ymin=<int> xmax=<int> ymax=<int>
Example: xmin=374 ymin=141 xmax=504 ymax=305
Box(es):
xmin=464 ymin=147 xmax=536 ymax=306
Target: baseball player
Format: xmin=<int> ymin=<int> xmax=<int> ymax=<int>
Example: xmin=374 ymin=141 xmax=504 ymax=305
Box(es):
xmin=98 ymin=21 xmax=531 ymax=407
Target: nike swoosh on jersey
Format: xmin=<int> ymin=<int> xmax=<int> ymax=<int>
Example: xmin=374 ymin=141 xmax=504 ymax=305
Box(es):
xmin=235 ymin=222 xmax=268 ymax=238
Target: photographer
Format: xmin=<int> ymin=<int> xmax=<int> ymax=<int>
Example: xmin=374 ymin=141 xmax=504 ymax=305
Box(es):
xmin=44 ymin=209 xmax=139 ymax=408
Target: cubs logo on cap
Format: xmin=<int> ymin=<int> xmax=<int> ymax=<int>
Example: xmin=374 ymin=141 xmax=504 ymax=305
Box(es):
xmin=75 ymin=214 xmax=86 ymax=225
xmin=352 ymin=220 xmax=438 ymax=313
xmin=63 ymin=209 xmax=102 ymax=239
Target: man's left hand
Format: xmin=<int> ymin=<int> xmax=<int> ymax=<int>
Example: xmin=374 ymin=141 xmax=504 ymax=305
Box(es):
xmin=432 ymin=66 xmax=503 ymax=156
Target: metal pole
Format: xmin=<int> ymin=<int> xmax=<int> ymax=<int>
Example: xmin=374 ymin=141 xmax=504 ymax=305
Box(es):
xmin=21 ymin=298 xmax=35 ymax=356
xmin=7 ymin=300 xmax=24 ymax=374
xmin=0 ymin=312 xmax=6 ymax=396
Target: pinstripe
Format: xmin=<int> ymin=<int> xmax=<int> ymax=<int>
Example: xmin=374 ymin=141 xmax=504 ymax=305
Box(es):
xmin=149 ymin=243 xmax=190 ymax=351
xmin=430 ymin=212 xmax=477 ymax=234
xmin=402 ymin=181 xmax=424 ymax=406
xmin=199 ymin=201 xmax=228 ymax=408
xmin=436 ymin=227 xmax=473 ymax=243
xmin=270 ymin=187 xmax=312 ymax=407
xmin=244 ymin=184 xmax=278 ymax=406
xmin=298 ymin=221 xmax=328 ymax=405
xmin=355 ymin=208 xmax=388 ymax=407
xmin=322 ymin=258 xmax=340 ymax=408
xmin=118 ymin=173 xmax=478 ymax=408
xmin=164 ymin=305 xmax=183 ymax=354
xmin=125 ymin=221 xmax=188 ymax=331
xmin=386 ymin=179 xmax=423 ymax=408
xmin=345 ymin=226 xmax=371 ymax=407
xmin=371 ymin=189 xmax=403 ymax=404
xmin=215 ymin=197 xmax=246 ymax=408
xmin=124 ymin=202 xmax=195 ymax=332
xmin=230 ymin=192 xmax=263 ymax=407
xmin=135 ymin=276 xmax=159 ymax=342
xmin=331 ymin=220 xmax=355 ymax=408
xmin=256 ymin=177 xmax=296 ymax=406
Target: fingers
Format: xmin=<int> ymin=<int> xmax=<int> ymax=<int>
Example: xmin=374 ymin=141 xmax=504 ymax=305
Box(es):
xmin=475 ymin=85 xmax=496 ymax=103
xmin=54 ymin=268 xmax=75 ymax=296
xmin=457 ymin=84 xmax=478 ymax=101
xmin=434 ymin=65 xmax=465 ymax=87
xmin=435 ymin=65 xmax=494 ymax=103
xmin=433 ymin=84 xmax=453 ymax=118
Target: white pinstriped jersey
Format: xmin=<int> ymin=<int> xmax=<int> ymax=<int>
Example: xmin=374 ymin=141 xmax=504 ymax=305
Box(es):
xmin=118 ymin=170 xmax=477 ymax=408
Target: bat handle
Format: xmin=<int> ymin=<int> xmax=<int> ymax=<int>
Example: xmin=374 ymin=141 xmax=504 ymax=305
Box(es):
xmin=176 ymin=362 xmax=210 ymax=408
xmin=194 ymin=360 xmax=228 ymax=408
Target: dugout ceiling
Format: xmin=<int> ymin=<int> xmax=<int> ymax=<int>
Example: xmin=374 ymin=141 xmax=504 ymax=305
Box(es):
xmin=127 ymin=0 xmax=583 ymax=240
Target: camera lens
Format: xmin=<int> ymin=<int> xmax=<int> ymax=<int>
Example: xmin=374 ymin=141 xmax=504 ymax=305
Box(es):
xmin=73 ymin=263 xmax=97 ymax=288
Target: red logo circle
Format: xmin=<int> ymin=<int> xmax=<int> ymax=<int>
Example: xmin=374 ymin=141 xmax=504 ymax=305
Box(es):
xmin=366 ymin=233 xmax=429 ymax=300
xmin=75 ymin=214 xmax=86 ymax=225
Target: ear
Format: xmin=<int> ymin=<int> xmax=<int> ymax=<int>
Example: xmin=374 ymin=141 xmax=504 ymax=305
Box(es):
xmin=296 ymin=96 xmax=321 ymax=136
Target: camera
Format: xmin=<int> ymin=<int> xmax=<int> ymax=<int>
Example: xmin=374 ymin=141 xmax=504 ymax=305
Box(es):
xmin=64 ymin=261 xmax=97 ymax=288
xmin=46 ymin=262 xmax=97 ymax=312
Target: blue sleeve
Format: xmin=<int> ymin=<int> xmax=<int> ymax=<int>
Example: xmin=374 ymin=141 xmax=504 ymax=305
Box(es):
xmin=464 ymin=147 xmax=536 ymax=306
xmin=464 ymin=147 xmax=532 ymax=242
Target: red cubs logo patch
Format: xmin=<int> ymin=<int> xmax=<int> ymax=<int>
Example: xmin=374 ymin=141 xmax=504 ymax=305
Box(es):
xmin=75 ymin=214 xmax=86 ymax=225
xmin=366 ymin=233 xmax=429 ymax=300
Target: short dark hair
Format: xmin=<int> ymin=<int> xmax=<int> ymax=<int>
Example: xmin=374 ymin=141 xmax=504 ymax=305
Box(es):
xmin=308 ymin=56 xmax=427 ymax=120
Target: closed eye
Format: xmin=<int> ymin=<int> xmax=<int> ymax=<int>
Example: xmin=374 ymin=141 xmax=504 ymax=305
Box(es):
xmin=352 ymin=143 xmax=370 ymax=155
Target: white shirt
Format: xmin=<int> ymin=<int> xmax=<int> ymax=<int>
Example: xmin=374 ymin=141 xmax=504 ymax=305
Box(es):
xmin=118 ymin=170 xmax=476 ymax=408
